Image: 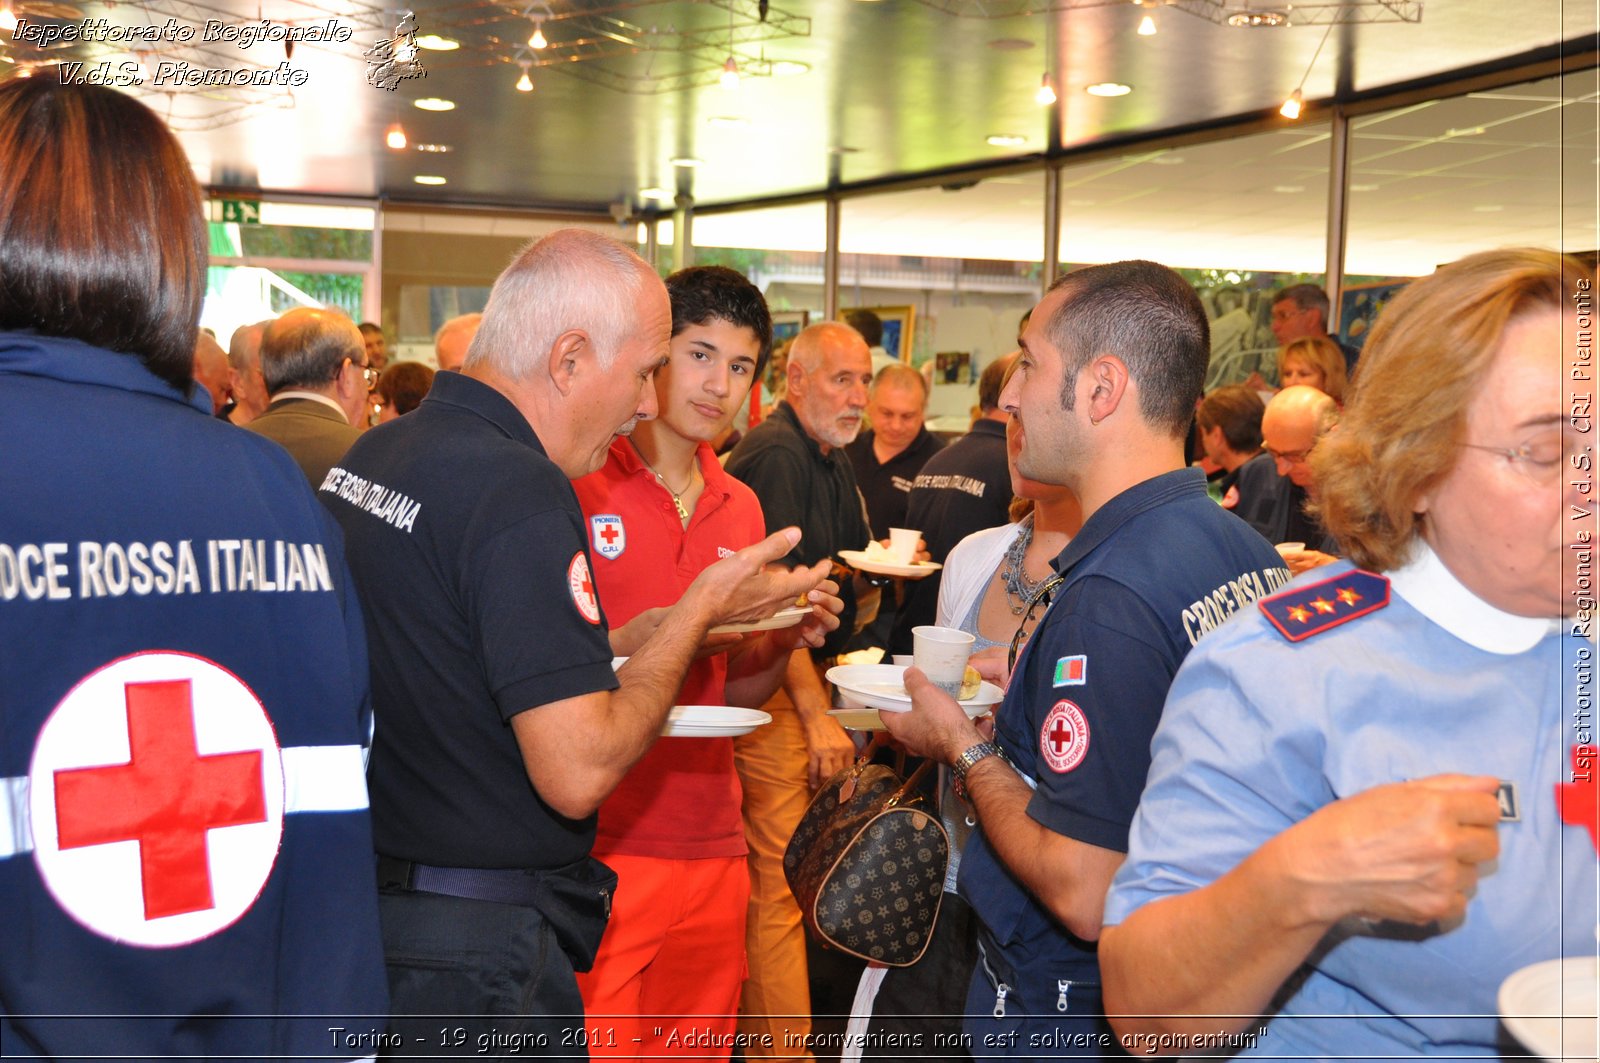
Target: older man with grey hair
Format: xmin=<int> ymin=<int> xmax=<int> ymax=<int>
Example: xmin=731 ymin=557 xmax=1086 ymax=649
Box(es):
xmin=434 ymin=311 xmax=482 ymax=371
xmin=320 ymin=228 xmax=835 ymax=1055
xmin=244 ymin=307 xmax=370 ymax=485
xmin=1260 ymin=383 xmax=1342 ymax=573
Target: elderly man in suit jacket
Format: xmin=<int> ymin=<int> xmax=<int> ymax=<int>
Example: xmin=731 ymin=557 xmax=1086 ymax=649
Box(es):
xmin=246 ymin=308 xmax=372 ymax=486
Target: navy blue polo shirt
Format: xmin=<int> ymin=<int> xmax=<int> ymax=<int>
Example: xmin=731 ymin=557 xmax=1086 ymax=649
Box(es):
xmin=323 ymin=371 xmax=618 ymax=871
xmin=957 ymin=467 xmax=1288 ymax=978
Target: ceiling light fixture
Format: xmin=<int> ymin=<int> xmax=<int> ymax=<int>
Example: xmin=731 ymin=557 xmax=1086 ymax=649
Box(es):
xmin=1035 ymin=72 xmax=1057 ymax=106
xmin=415 ymin=34 xmax=459 ymax=51
xmin=986 ymin=133 xmax=1027 ymax=147
xmin=720 ymin=55 xmax=740 ymax=88
xmin=1280 ymin=21 xmax=1333 ymax=121
xmin=769 ymin=59 xmax=810 ymax=77
xmin=415 ymin=143 xmax=454 ymax=153
xmin=0 ymin=1 xmax=17 ymax=32
xmin=640 ymin=187 xmax=671 ymax=200
xmin=1137 ymin=14 xmax=1157 ymax=35
xmin=516 ymin=65 xmax=533 ymax=92
xmin=414 ymin=175 xmax=447 ymax=186
xmin=385 ymin=123 xmax=408 ymax=150
xmin=670 ymin=156 xmax=703 ymax=167
xmin=1227 ymin=10 xmax=1290 ymax=27
xmin=1086 ymin=82 xmax=1132 ymax=97
xmin=528 ymin=20 xmax=548 ymax=49
xmin=414 ymin=97 xmax=456 ymax=111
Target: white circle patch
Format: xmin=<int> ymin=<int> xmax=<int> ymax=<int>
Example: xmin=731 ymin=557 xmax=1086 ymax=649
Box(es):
xmin=568 ymin=551 xmax=601 ymax=625
xmin=28 ymin=651 xmax=284 ymax=948
xmin=1039 ymin=699 xmax=1090 ymax=774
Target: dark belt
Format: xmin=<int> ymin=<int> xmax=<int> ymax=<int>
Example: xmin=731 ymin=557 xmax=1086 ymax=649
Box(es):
xmin=377 ymin=854 xmax=545 ymax=908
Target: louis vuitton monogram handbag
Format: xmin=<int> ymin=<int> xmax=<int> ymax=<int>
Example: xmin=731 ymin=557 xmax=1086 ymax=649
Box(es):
xmin=782 ymin=749 xmax=949 ymax=967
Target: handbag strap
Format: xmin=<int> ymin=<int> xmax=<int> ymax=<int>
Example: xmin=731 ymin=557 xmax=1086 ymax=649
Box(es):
xmin=886 ymin=758 xmax=936 ymax=808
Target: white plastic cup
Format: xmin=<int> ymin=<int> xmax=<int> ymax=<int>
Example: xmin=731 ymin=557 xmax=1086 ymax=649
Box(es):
xmin=887 ymin=527 xmax=921 ymax=565
xmin=1274 ymin=541 xmax=1306 ymax=558
xmin=913 ymin=625 xmax=975 ymax=697
xmin=890 ymin=654 xmax=914 ymax=667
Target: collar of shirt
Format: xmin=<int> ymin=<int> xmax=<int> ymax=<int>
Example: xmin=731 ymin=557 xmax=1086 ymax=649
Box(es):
xmin=967 ymin=418 xmax=1007 ymax=441
xmin=421 ymin=370 xmax=545 ymax=452
xmin=270 ymin=390 xmax=348 ymax=419
xmin=1051 ymin=466 xmax=1205 ymax=576
xmin=1387 ymin=540 xmax=1561 ymax=655
xmin=773 ymin=400 xmax=834 ymax=465
xmin=0 ymin=330 xmax=210 ymax=414
xmin=609 ymin=436 xmax=732 ymax=511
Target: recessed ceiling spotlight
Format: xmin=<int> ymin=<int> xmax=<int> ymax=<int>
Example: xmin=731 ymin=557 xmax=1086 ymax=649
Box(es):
xmin=415 ymin=143 xmax=454 ymax=153
xmin=414 ymin=98 xmax=456 ymax=112
xmin=1086 ymin=82 xmax=1133 ymax=97
xmin=1226 ymin=10 xmax=1290 ymax=26
xmin=1446 ymin=126 xmax=1487 ymax=137
xmin=415 ymin=34 xmax=460 ymax=51
xmin=1472 ymin=204 xmax=1504 ymax=212
xmin=385 ymin=123 xmax=408 ymax=150
xmin=1137 ymin=13 xmax=1157 ymax=35
xmin=986 ymin=134 xmax=1027 ymax=147
xmin=640 ymin=187 xmax=671 ymax=200
xmin=707 ymin=115 xmax=748 ymax=127
xmin=1273 ymin=185 xmax=1305 ymax=193
xmin=988 ymin=38 xmax=1033 ymax=51
xmin=670 ymin=156 xmax=703 ymax=167
xmin=414 ymin=175 xmax=447 ymax=185
xmin=769 ymin=59 xmax=811 ymax=77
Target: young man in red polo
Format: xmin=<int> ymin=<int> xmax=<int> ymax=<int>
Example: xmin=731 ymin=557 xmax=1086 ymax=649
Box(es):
xmin=573 ymin=266 xmax=830 ymax=1058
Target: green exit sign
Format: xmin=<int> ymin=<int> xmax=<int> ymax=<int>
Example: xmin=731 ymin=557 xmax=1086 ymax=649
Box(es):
xmin=219 ymin=199 xmax=261 ymax=225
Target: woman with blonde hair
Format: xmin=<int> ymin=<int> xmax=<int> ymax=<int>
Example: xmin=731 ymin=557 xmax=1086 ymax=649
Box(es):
xmin=1277 ymin=333 xmax=1348 ymax=402
xmin=1101 ymin=247 xmax=1594 ymax=1057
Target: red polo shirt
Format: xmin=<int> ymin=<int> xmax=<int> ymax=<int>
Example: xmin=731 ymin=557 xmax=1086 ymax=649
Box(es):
xmin=572 ymin=437 xmax=767 ymax=859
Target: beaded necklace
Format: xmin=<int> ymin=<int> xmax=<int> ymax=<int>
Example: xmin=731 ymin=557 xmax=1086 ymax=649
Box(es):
xmin=1000 ymin=512 xmax=1054 ymax=616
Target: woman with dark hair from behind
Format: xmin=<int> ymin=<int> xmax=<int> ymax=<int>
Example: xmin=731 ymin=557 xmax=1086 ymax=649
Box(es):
xmin=0 ymin=80 xmax=387 ymax=1059
xmin=373 ymin=360 xmax=436 ymax=423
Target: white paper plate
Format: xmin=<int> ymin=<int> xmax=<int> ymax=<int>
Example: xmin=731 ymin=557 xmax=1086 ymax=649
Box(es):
xmin=837 ymin=550 xmax=942 ymax=580
xmin=824 ymin=663 xmax=1002 ymax=729
xmin=1500 ymin=955 xmax=1599 ymax=1062
xmin=661 ymin=705 xmax=772 ymax=738
xmin=709 ymin=605 xmax=809 ymax=635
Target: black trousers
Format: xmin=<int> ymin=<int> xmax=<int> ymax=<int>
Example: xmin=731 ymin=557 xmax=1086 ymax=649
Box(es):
xmin=377 ymin=887 xmax=585 ymax=1060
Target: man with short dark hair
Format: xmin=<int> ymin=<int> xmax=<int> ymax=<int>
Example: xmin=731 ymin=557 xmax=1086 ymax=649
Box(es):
xmin=1271 ymin=283 xmax=1359 ymax=377
xmin=884 ymin=261 xmax=1289 ymax=1052
xmin=1196 ymin=383 xmax=1284 ymax=540
xmin=245 ymin=308 xmax=370 ymax=486
xmin=358 ymin=322 xmax=388 ymax=371
xmin=889 ymin=352 xmax=1016 ymax=654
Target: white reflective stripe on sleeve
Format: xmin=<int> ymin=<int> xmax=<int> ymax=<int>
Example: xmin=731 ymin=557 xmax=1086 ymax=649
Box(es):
xmin=1 ymin=775 xmax=32 ymax=859
xmin=0 ymin=743 xmax=368 ymax=859
xmin=281 ymin=744 xmax=370 ymax=813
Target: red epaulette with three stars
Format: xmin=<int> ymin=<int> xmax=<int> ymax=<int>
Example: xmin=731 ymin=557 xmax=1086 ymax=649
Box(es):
xmin=1258 ymin=569 xmax=1390 ymax=642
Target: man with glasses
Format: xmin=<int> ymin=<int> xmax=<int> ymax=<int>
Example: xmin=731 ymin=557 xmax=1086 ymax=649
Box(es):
xmin=1260 ymin=384 xmax=1341 ymax=573
xmin=1269 ymin=283 xmax=1359 ymax=379
xmin=883 ymin=260 xmax=1290 ymax=1055
xmin=245 ymin=307 xmax=371 ymax=487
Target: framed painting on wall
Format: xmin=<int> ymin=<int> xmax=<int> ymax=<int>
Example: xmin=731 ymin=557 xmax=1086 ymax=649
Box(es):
xmin=841 ymin=305 xmax=915 ymax=362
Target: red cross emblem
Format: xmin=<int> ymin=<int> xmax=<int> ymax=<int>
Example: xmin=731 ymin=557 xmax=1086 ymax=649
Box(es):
xmin=55 ymin=679 xmax=266 ymax=920
xmin=29 ymin=651 xmax=284 ymax=947
xmin=568 ymin=551 xmax=602 ymax=624
xmin=1040 ymin=699 xmax=1090 ymax=774
xmin=590 ymin=514 xmax=626 ymax=560
xmin=1556 ymin=744 xmax=1600 ymax=852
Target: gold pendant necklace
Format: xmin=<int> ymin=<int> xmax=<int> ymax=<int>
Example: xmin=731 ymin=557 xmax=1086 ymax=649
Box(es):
xmin=636 ymin=444 xmax=696 ymax=523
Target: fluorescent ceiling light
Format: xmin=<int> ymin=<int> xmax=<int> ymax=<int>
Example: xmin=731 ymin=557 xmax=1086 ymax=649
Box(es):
xmin=414 ymin=98 xmax=456 ymax=112
xmin=414 ymin=175 xmax=447 ymax=185
xmin=1086 ymin=82 xmax=1133 ymax=97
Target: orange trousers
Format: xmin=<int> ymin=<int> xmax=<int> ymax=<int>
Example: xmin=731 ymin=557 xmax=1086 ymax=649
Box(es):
xmin=733 ymin=699 xmax=816 ymax=1062
xmin=576 ymin=853 xmax=749 ymax=1061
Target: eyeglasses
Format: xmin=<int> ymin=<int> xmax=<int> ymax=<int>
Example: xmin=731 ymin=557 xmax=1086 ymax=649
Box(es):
xmin=356 ymin=360 xmax=379 ymax=388
xmin=1008 ymin=573 xmax=1066 ymax=676
xmin=1264 ymin=443 xmax=1315 ymax=465
xmin=1459 ymin=437 xmax=1566 ymax=481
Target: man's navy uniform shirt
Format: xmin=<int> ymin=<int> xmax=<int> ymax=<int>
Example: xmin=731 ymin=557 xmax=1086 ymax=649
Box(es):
xmin=322 ymin=371 xmax=617 ymax=871
xmin=845 ymin=425 xmax=945 ymax=539
xmin=959 ymin=467 xmax=1289 ymax=982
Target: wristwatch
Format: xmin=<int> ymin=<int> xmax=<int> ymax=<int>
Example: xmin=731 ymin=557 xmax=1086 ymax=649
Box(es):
xmin=952 ymin=740 xmax=1002 ymax=799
